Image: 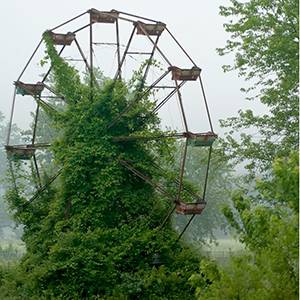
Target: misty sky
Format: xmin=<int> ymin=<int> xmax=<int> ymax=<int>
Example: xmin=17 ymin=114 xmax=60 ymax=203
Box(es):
xmin=0 ymin=0 xmax=267 ymax=137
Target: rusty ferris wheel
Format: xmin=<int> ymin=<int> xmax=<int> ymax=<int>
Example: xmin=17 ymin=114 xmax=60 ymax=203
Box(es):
xmin=5 ymin=9 xmax=217 ymax=240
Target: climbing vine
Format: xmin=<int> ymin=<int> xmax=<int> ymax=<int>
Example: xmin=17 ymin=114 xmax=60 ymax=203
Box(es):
xmin=4 ymin=31 xmax=201 ymax=299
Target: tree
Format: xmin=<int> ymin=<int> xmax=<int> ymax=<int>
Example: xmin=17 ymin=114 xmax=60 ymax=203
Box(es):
xmin=190 ymin=151 xmax=299 ymax=299
xmin=218 ymin=0 xmax=299 ymax=173
xmin=0 ymin=112 xmax=23 ymax=240
xmin=4 ymin=32 xmax=203 ymax=299
xmin=188 ymin=1 xmax=299 ymax=298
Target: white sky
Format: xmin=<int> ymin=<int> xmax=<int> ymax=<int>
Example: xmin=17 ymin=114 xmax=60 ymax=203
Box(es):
xmin=0 ymin=0 xmax=267 ymax=136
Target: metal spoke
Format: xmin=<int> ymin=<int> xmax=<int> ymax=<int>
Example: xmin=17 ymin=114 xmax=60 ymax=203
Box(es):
xmin=117 ymin=10 xmax=161 ymax=23
xmin=89 ymin=13 xmax=93 ymax=99
xmin=9 ymin=9 xmax=216 ymax=254
xmin=165 ymin=28 xmax=197 ymax=66
xmin=6 ymin=87 xmax=17 ymax=145
xmin=32 ymin=154 xmax=42 ymax=188
xmin=136 ymin=23 xmax=171 ymax=67
xmin=119 ymin=159 xmax=173 ymax=199
xmin=32 ymin=102 xmax=40 ymax=145
xmin=153 ymin=81 xmax=186 ymax=113
xmin=21 ymin=169 xmax=63 ymax=209
xmin=42 ymin=45 xmax=66 ymax=83
xmin=50 ymin=11 xmax=88 ymax=31
xmin=176 ymin=145 xmax=213 ymax=242
xmin=175 ymin=138 xmax=188 ymax=204
xmin=199 ymin=75 xmax=214 ymax=132
xmin=114 ymin=24 xmax=137 ymax=80
xmin=116 ymin=19 xmax=121 ymax=73
xmin=42 ymin=83 xmax=67 ymax=103
xmin=175 ymin=79 xmax=189 ymax=132
xmin=108 ymin=69 xmax=170 ymax=129
xmin=17 ymin=38 xmax=43 ymax=81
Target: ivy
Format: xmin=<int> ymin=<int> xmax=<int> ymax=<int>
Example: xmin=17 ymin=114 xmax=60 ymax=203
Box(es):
xmin=4 ymin=30 xmax=201 ymax=299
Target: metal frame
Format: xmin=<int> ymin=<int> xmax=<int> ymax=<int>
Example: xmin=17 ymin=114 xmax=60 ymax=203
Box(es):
xmin=6 ymin=8 xmax=217 ymax=243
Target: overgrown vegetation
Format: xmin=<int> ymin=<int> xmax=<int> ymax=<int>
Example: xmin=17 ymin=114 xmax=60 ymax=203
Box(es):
xmin=1 ymin=32 xmax=203 ymax=299
xmin=191 ymin=1 xmax=299 ymax=299
xmin=219 ymin=0 xmax=299 ymax=174
xmin=0 ymin=1 xmax=298 ymax=299
xmin=191 ymin=152 xmax=298 ymax=299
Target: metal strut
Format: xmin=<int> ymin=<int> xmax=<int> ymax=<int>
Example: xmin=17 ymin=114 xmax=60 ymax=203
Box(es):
xmin=114 ymin=24 xmax=137 ymax=80
xmin=199 ymin=75 xmax=214 ymax=132
xmin=136 ymin=22 xmax=171 ymax=67
xmin=119 ymin=159 xmax=173 ymax=199
xmin=42 ymin=45 xmax=66 ymax=83
xmin=89 ymin=12 xmax=94 ymax=100
xmin=50 ymin=11 xmax=88 ymax=31
xmin=8 ymin=8 xmax=216 ymax=254
xmin=176 ymin=145 xmax=213 ymax=241
xmin=119 ymin=159 xmax=206 ymax=231
xmin=21 ymin=169 xmax=63 ymax=209
xmin=165 ymin=28 xmax=197 ymax=67
xmin=119 ymin=159 xmax=176 ymax=231
xmin=153 ymin=81 xmax=186 ymax=113
xmin=31 ymin=102 xmax=42 ymax=187
xmin=107 ymin=69 xmax=170 ymax=129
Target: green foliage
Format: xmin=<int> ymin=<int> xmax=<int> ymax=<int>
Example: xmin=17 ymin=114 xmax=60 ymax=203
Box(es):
xmin=256 ymin=151 xmax=299 ymax=211
xmin=191 ymin=150 xmax=299 ymax=299
xmin=0 ymin=112 xmax=23 ymax=240
xmin=191 ymin=251 xmax=298 ymax=300
xmin=218 ymin=0 xmax=299 ymax=173
xmin=189 ymin=2 xmax=299 ymax=298
xmin=223 ymin=151 xmax=298 ymax=249
xmin=3 ymin=32 xmax=203 ymax=299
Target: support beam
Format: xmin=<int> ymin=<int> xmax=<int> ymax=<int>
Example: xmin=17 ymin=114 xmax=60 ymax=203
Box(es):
xmin=116 ymin=19 xmax=121 ymax=74
xmin=127 ymin=52 xmax=152 ymax=55
xmin=141 ymin=34 xmax=160 ymax=86
xmin=73 ymin=23 xmax=90 ymax=34
xmin=176 ymin=145 xmax=213 ymax=241
xmin=165 ymin=28 xmax=197 ymax=67
xmin=42 ymin=45 xmax=66 ymax=83
xmin=89 ymin=13 xmax=94 ymax=99
xmin=17 ymin=38 xmax=43 ymax=81
xmin=108 ymin=69 xmax=170 ymax=129
xmin=136 ymin=22 xmax=171 ymax=67
xmin=8 ymin=161 xmax=18 ymax=194
xmin=175 ymin=79 xmax=189 ymax=132
xmin=114 ymin=24 xmax=137 ymax=80
xmin=50 ymin=11 xmax=88 ymax=31
xmin=6 ymin=87 xmax=17 ymax=145
xmin=153 ymin=80 xmax=186 ymax=113
xmin=175 ymin=138 xmax=188 ymax=204
xmin=176 ymin=214 xmax=196 ymax=241
xmin=117 ymin=10 xmax=161 ymax=23
xmin=42 ymin=83 xmax=67 ymax=103
xmin=6 ymin=143 xmax=51 ymax=149
xmin=21 ymin=169 xmax=63 ymax=209
xmin=31 ymin=102 xmax=40 ymax=145
xmin=33 ymin=154 xmax=42 ymax=188
xmin=202 ymin=145 xmax=213 ymax=201
xmin=74 ymin=38 xmax=100 ymax=90
xmin=199 ymin=76 xmax=214 ymax=132
xmin=119 ymin=160 xmax=173 ymax=199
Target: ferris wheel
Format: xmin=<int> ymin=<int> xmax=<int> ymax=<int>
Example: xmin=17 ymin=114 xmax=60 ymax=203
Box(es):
xmin=5 ymin=9 xmax=217 ymax=240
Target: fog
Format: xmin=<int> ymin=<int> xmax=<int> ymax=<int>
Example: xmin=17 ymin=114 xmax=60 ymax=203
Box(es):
xmin=0 ymin=0 xmax=268 ymax=137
